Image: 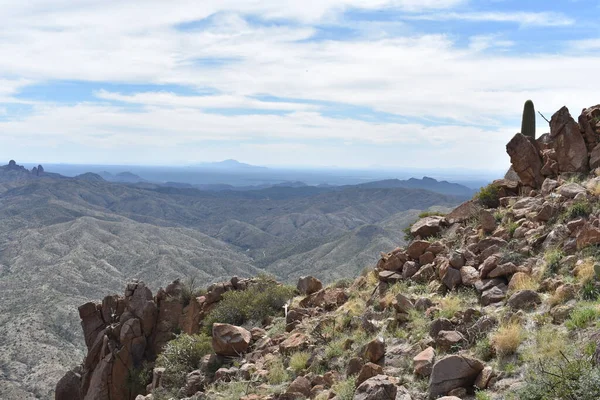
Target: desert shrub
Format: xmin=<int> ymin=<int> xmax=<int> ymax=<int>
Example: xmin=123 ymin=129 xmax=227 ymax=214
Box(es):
xmin=475 ymin=391 xmax=493 ymax=400
xmin=515 ymin=354 xmax=600 ymax=400
xmin=332 ymin=376 xmax=356 ymax=400
xmin=125 ymin=362 xmax=152 ymax=398
xmin=156 ymin=333 xmax=212 ymax=388
xmin=507 ymin=220 xmax=519 ymax=237
xmin=544 ymin=249 xmax=565 ymax=276
xmin=475 ymin=184 xmax=500 ymax=208
xmin=491 ymin=321 xmax=524 ymax=356
xmin=267 ymin=356 xmax=289 ymax=385
xmin=565 ymin=304 xmax=600 ymax=330
xmin=289 ymin=351 xmax=310 ymax=374
xmin=324 ymin=337 xmax=346 ymax=360
xmin=474 ymin=336 xmax=495 ymax=361
xmin=180 ymin=277 xmax=206 ymax=306
xmin=522 ymin=326 xmax=570 ymax=363
xmin=203 ymin=275 xmax=295 ymax=332
xmin=562 ymin=201 xmax=592 ymax=221
xmin=581 ymin=281 xmax=600 ymax=301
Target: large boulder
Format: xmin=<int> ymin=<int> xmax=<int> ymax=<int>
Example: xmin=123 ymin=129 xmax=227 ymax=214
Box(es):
xmin=55 ymin=369 xmax=82 ymax=400
xmin=410 ymin=217 xmax=447 ymax=239
xmin=506 ymin=133 xmax=543 ymax=188
xmin=353 ymin=375 xmax=397 ymax=400
xmin=507 ymin=290 xmax=542 ymax=310
xmin=446 ymin=200 xmax=481 ymax=224
xmin=549 ymin=106 xmax=589 ymax=173
xmin=212 ymin=323 xmax=251 ymax=356
xmin=428 ymin=355 xmax=484 ymax=398
xmin=297 ymin=276 xmax=323 ymax=295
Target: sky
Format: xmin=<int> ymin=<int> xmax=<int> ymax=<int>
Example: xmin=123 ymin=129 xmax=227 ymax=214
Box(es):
xmin=1 ymin=0 xmax=599 ymax=170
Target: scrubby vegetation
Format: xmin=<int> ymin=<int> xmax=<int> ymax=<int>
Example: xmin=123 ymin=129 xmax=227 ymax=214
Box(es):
xmin=203 ymin=275 xmax=296 ymax=332
xmin=156 ymin=334 xmax=213 ymax=389
xmin=475 ymin=183 xmax=500 ymax=208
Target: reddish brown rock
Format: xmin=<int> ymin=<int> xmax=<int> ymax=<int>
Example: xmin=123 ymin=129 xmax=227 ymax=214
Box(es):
xmin=549 ymin=106 xmax=589 ymax=173
xmin=354 ymin=375 xmax=397 ymax=400
xmin=356 ymin=363 xmax=384 ymax=386
xmin=280 ymin=332 xmax=309 ymax=354
xmin=212 ymin=323 xmax=251 ymax=356
xmin=428 ymin=355 xmax=485 ymax=399
xmin=507 ymin=290 xmax=542 ymax=310
xmin=299 ymin=288 xmax=348 ymax=310
xmin=446 ymin=200 xmax=481 ymax=224
xmin=414 ymin=346 xmax=435 ymax=377
xmin=506 ymin=133 xmax=543 ymax=188
xmin=442 ymin=267 xmax=462 ymax=290
xmin=407 ymin=240 xmax=430 ymax=259
xmin=297 ymin=276 xmax=323 ymax=295
xmin=287 ymin=376 xmax=311 ymax=397
xmin=577 ymin=223 xmax=600 ymax=249
xmin=364 ymin=338 xmax=386 ymax=363
xmin=411 ymin=216 xmax=447 ymax=239
xmin=479 ymin=209 xmax=497 ymax=233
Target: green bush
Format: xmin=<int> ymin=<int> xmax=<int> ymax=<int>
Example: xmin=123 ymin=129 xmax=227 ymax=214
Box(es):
xmin=475 ymin=184 xmax=500 ymax=208
xmin=180 ymin=277 xmax=206 ymax=306
xmin=562 ymin=201 xmax=592 ymax=221
xmin=203 ymin=275 xmax=295 ymax=332
xmin=332 ymin=376 xmax=357 ymax=400
xmin=544 ymin=248 xmax=565 ymax=276
xmin=267 ymin=356 xmax=289 ymax=385
xmin=155 ymin=333 xmax=213 ymax=388
xmin=565 ymin=305 xmax=600 ymax=330
xmin=515 ymin=355 xmax=600 ymax=400
xmin=289 ymin=351 xmax=311 ymax=374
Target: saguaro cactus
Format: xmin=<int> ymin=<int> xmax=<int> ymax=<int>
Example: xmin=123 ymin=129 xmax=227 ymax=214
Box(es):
xmin=521 ymin=100 xmax=536 ymax=140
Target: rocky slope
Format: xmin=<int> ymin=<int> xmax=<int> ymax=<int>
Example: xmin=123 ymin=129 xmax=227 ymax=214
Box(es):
xmin=51 ymin=103 xmax=600 ymax=400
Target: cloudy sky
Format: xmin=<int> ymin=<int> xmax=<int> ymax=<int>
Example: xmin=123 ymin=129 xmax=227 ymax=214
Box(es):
xmin=0 ymin=0 xmax=599 ymax=170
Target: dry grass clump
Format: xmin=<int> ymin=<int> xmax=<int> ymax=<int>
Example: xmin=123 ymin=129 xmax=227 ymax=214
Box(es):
xmin=491 ymin=321 xmax=524 ymax=356
xmin=575 ymin=258 xmax=596 ymax=283
xmin=509 ymin=273 xmax=539 ymax=293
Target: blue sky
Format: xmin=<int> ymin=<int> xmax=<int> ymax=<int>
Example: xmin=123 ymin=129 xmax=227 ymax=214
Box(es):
xmin=1 ymin=0 xmax=599 ymax=170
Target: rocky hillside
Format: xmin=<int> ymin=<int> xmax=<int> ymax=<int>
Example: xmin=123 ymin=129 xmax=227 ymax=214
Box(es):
xmin=51 ymin=102 xmax=600 ymax=400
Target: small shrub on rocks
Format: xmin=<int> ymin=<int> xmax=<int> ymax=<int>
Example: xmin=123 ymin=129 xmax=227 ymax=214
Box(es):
xmin=565 ymin=304 xmax=600 ymax=330
xmin=156 ymin=333 xmax=212 ymax=388
xmin=203 ymin=275 xmax=295 ymax=332
xmin=267 ymin=356 xmax=289 ymax=385
xmin=475 ymin=184 xmax=500 ymax=208
xmin=332 ymin=376 xmax=356 ymax=400
xmin=289 ymin=351 xmax=310 ymax=374
xmin=562 ymin=201 xmax=592 ymax=221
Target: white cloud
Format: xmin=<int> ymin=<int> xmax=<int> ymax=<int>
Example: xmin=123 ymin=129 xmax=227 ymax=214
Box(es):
xmin=94 ymin=90 xmax=320 ymax=111
xmin=0 ymin=0 xmax=592 ymax=169
xmin=404 ymin=11 xmax=574 ymax=27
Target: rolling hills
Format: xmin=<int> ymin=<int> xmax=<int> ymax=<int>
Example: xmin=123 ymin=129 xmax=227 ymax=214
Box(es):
xmin=0 ymin=163 xmax=467 ymax=398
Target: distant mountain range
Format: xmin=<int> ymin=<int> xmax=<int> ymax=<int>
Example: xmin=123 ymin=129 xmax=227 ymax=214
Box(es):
xmin=24 ymin=160 xmax=495 ymax=189
xmin=0 ymin=160 xmax=466 ymax=398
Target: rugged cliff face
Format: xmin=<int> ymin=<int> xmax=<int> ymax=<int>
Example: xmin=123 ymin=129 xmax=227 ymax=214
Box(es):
xmin=57 ymin=103 xmax=600 ymax=400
